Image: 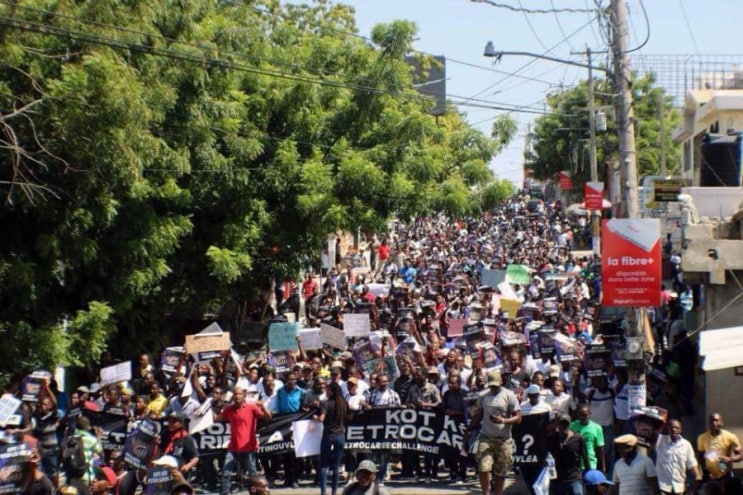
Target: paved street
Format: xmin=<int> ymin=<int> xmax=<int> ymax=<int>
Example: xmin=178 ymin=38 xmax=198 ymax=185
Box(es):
xmin=196 ymin=474 xmax=532 ymax=495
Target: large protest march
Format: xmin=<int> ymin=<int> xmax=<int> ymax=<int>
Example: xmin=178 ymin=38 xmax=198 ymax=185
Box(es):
xmin=0 ymin=193 xmax=738 ymax=495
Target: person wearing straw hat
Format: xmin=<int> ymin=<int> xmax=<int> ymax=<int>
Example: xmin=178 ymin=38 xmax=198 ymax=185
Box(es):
xmin=611 ymin=434 xmax=657 ymax=495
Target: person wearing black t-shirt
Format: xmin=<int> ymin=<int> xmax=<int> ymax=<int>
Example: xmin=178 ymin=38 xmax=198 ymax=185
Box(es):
xmin=547 ymin=415 xmax=590 ymax=495
xmin=316 ymin=382 xmax=348 ymax=495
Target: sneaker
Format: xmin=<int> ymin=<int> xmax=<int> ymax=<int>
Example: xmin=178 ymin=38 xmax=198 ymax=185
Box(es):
xmin=290 ymin=482 xmax=299 ymax=489
xmin=376 ymin=483 xmax=385 ymax=488
xmin=455 ymin=479 xmax=466 ymax=485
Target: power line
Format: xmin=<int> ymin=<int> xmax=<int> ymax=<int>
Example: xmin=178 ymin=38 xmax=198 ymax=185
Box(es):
xmin=469 ymin=0 xmax=596 ymax=14
xmin=518 ymin=0 xmax=549 ymax=51
xmin=453 ymin=15 xmax=599 ymax=109
xmin=551 ymin=0 xmax=576 ymax=51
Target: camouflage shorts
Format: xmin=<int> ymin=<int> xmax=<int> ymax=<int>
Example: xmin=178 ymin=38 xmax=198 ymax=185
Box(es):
xmin=475 ymin=437 xmax=513 ymax=477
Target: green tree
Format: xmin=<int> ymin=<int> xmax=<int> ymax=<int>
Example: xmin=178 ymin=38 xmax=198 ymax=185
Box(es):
xmin=0 ymin=0 xmax=515 ymax=380
xmin=528 ymin=73 xmax=681 ymax=191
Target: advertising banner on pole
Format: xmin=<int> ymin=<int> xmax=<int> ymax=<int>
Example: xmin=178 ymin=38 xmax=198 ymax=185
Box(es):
xmin=601 ymin=219 xmax=661 ymax=306
xmin=584 ymin=181 xmax=604 ymax=210
xmin=559 ymin=171 xmax=573 ymax=190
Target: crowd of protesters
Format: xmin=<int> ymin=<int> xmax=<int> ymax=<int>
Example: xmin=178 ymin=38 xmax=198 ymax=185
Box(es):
xmin=1 ymin=193 xmax=742 ymax=495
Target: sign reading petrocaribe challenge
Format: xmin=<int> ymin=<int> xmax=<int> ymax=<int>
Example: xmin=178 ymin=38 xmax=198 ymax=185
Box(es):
xmin=601 ymin=218 xmax=661 ymax=307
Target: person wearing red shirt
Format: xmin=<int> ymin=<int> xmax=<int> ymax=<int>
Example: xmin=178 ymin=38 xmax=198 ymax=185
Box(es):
xmin=373 ymin=239 xmax=390 ymax=279
xmin=215 ymin=387 xmax=272 ymax=495
xmin=302 ymin=273 xmax=318 ymax=321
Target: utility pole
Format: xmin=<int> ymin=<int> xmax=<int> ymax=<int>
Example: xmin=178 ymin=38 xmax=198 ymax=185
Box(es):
xmin=610 ymin=0 xmax=646 ymax=404
xmin=570 ymin=46 xmax=600 ymax=254
xmin=658 ymin=98 xmax=666 ymax=177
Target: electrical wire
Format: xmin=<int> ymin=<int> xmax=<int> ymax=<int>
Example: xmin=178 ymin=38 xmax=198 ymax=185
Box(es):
xmin=469 ymin=0 xmax=595 ymax=15
xmin=0 ymin=13 xmax=566 ymax=116
xmin=451 ymin=15 xmax=600 ymax=110
xmin=624 ymin=0 xmax=650 ymax=54
xmin=517 ymin=0 xmax=548 ymax=51
xmin=551 ymin=0 xmax=575 ymax=51
xmin=676 ymin=0 xmax=700 ymax=54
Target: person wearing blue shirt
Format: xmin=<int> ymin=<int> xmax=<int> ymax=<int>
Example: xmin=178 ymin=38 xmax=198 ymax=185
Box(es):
xmin=400 ymin=261 xmax=417 ymax=285
xmin=277 ymin=372 xmax=305 ymax=488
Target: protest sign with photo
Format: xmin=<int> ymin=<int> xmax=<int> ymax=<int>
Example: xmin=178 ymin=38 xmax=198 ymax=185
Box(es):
xmin=123 ymin=418 xmax=159 ymax=469
xmin=268 ymin=351 xmax=291 ymax=374
xmin=343 ymin=313 xmax=371 ymax=338
xmin=584 ymin=344 xmax=611 ymax=377
xmin=161 ymin=347 xmax=186 ymax=374
xmin=319 ymin=323 xmax=346 ymax=350
xmin=352 ymin=339 xmax=377 ymax=370
xmin=554 ymin=333 xmax=579 ymax=363
xmin=21 ymin=370 xmax=51 ymax=402
xmin=268 ymin=322 xmax=299 ymax=352
xmin=537 ymin=328 xmax=556 ymax=353
xmin=500 ymin=330 xmax=526 ymax=347
xmin=0 ymin=443 xmax=33 ymax=494
xmin=100 ymin=361 xmax=132 ymax=386
xmin=463 ymin=323 xmax=485 ymax=353
xmin=363 ymin=356 xmax=399 ymax=385
xmin=481 ymin=343 xmax=500 ymax=370
xmin=626 ymin=406 xmax=668 ymax=448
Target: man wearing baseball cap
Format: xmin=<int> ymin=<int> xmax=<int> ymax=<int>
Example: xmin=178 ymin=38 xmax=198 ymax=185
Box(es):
xmin=464 ymin=369 xmax=521 ymax=495
xmin=342 ymin=460 xmax=390 ymax=495
xmin=584 ymin=469 xmax=613 ymax=495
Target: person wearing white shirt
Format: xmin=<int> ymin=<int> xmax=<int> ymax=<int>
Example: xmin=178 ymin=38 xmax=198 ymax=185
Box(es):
xmin=612 ymin=434 xmax=657 ymax=495
xmin=655 ymin=419 xmax=700 ymax=495
xmin=519 ymin=384 xmax=553 ymax=419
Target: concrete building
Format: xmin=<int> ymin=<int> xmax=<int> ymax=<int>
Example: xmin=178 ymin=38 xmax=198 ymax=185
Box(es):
xmin=672 ymin=89 xmax=743 ymax=186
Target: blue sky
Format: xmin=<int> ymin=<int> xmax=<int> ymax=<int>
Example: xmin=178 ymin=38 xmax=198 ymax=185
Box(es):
xmin=339 ymin=0 xmax=742 ymax=186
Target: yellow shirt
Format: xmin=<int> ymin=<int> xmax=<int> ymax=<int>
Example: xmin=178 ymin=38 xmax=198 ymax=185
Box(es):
xmin=697 ymin=429 xmax=741 ymax=479
xmin=146 ymin=394 xmax=169 ymax=416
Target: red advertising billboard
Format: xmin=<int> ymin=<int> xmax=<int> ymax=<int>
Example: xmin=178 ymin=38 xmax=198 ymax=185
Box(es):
xmin=559 ymin=171 xmax=573 ymax=190
xmin=601 ymin=219 xmax=661 ymax=307
xmin=584 ymin=181 xmax=604 ymax=210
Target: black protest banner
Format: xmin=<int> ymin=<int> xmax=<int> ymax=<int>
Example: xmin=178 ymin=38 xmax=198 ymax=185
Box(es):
xmin=123 ymin=418 xmax=159 ymax=469
xmin=257 ymin=412 xmax=312 ymax=456
xmin=345 ymin=408 xmax=465 ymax=455
xmin=98 ymin=412 xmax=129 ymax=451
xmin=192 ymin=422 xmax=231 ymax=453
xmin=145 ymin=467 xmax=173 ymax=495
xmin=0 ymin=443 xmax=32 ymax=494
xmin=584 ymin=344 xmax=611 ymax=377
xmin=512 ymin=412 xmax=550 ymax=466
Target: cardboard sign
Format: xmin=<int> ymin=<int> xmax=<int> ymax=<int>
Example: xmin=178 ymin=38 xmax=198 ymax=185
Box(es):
xmin=100 ymin=361 xmax=132 ymax=386
xmin=500 ymin=298 xmax=522 ymax=318
xmin=481 ymin=269 xmax=506 ymax=288
xmin=601 ymin=219 xmax=661 ymax=306
xmin=298 ymin=328 xmax=322 ymax=351
xmin=268 ymin=322 xmax=299 ymax=352
xmin=0 ymin=394 xmax=21 ymax=428
xmin=344 ymin=313 xmax=371 ymax=338
xmin=584 ymin=182 xmax=605 ymax=210
xmin=447 ymin=318 xmax=466 ymax=338
xmin=185 ymin=332 xmax=231 ymax=354
xmin=319 ymin=323 xmax=346 ymax=350
xmin=506 ymin=264 xmax=531 ymax=285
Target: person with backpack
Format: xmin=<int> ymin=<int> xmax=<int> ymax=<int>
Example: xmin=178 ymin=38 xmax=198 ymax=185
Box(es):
xmin=62 ymin=416 xmax=102 ymax=486
xmin=585 ymin=376 xmax=616 ymax=474
xmin=341 ymin=460 xmax=390 ymax=495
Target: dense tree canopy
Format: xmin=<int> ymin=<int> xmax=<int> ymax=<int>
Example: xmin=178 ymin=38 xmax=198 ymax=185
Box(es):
xmin=528 ymin=73 xmax=682 ymax=194
xmin=0 ymin=0 xmax=514 ymax=378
